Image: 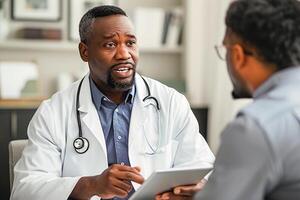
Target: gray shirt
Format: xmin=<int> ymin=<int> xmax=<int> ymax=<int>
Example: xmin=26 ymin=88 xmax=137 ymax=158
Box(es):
xmin=195 ymin=67 xmax=300 ymax=200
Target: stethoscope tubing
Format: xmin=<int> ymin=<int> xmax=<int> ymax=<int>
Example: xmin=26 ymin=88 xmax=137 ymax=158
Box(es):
xmin=73 ymin=78 xmax=89 ymax=154
xmin=73 ymin=76 xmax=160 ymax=154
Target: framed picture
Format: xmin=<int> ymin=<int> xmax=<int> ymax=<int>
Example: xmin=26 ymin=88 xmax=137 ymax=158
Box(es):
xmin=11 ymin=0 xmax=62 ymax=21
xmin=69 ymin=0 xmax=118 ymax=41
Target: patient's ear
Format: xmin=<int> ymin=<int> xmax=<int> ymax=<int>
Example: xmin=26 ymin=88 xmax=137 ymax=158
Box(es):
xmin=231 ymin=44 xmax=247 ymax=72
xmin=79 ymin=42 xmax=88 ymax=62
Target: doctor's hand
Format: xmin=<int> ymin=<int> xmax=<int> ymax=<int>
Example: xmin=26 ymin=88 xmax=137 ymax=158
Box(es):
xmin=95 ymin=164 xmax=144 ymax=199
xmin=69 ymin=164 xmax=144 ymax=200
xmin=155 ymin=179 xmax=207 ymax=200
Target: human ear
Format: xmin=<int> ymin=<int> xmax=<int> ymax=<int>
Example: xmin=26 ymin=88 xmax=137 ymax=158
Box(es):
xmin=79 ymin=42 xmax=88 ymax=62
xmin=230 ymin=44 xmax=247 ymax=72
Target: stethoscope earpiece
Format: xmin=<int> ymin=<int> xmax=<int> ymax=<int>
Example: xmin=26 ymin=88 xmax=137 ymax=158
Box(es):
xmin=73 ymin=137 xmax=89 ymax=154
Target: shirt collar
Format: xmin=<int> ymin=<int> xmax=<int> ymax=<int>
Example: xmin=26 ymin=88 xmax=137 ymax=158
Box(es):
xmin=125 ymin=85 xmax=135 ymax=104
xmin=253 ymin=66 xmax=300 ymax=99
xmin=89 ymin=77 xmax=135 ymax=109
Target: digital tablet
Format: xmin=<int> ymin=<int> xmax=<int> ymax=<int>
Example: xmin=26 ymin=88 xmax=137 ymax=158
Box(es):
xmin=129 ymin=167 xmax=212 ymax=200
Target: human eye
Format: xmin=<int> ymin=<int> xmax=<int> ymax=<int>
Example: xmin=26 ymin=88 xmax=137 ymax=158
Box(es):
xmin=104 ymin=41 xmax=116 ymax=49
xmin=127 ymin=40 xmax=137 ymax=47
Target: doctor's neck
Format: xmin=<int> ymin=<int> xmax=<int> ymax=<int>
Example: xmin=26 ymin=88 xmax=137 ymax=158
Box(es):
xmin=104 ymin=90 xmax=129 ymax=105
xmin=94 ymin=82 xmax=132 ymax=105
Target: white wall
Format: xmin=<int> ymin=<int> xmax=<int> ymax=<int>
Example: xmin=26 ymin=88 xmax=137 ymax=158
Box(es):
xmin=184 ymin=0 xmax=211 ymax=107
xmin=182 ymin=0 xmax=232 ymax=152
xmin=204 ymin=0 xmax=252 ymax=153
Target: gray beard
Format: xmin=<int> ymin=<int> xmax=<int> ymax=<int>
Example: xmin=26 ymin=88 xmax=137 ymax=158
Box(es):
xmin=107 ymin=71 xmax=135 ymax=90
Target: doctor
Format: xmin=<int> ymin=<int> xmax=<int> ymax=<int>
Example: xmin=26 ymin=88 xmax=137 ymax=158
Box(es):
xmin=10 ymin=5 xmax=214 ymax=200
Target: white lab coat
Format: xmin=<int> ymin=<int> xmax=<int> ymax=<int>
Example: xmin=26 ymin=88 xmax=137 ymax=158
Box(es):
xmin=10 ymin=74 xmax=214 ymax=200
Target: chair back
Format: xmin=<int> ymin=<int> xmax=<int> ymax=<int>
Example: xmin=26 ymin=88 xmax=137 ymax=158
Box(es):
xmin=8 ymin=139 xmax=28 ymax=190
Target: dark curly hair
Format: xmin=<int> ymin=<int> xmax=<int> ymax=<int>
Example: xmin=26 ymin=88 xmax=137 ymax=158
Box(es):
xmin=226 ymin=0 xmax=300 ymax=70
xmin=79 ymin=5 xmax=127 ymax=44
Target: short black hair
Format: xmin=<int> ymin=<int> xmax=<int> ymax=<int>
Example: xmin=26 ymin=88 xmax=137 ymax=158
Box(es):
xmin=79 ymin=5 xmax=127 ymax=44
xmin=226 ymin=0 xmax=300 ymax=70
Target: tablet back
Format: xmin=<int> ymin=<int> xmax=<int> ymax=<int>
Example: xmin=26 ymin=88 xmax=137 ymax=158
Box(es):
xmin=130 ymin=167 xmax=212 ymax=200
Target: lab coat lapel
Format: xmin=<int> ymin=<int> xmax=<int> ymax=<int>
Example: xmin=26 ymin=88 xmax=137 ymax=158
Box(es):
xmin=128 ymin=74 xmax=152 ymax=151
xmin=77 ymin=75 xmax=107 ymax=157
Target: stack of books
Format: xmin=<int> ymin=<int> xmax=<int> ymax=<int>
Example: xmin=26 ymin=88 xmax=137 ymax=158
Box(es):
xmin=16 ymin=28 xmax=62 ymax=40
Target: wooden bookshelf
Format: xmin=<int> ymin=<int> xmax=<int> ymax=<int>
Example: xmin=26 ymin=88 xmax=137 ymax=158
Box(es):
xmin=0 ymin=98 xmax=45 ymax=109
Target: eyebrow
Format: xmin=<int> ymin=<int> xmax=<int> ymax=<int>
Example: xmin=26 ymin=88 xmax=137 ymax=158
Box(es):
xmin=126 ymin=33 xmax=136 ymax=39
xmin=102 ymin=33 xmax=116 ymax=39
xmin=102 ymin=33 xmax=136 ymax=39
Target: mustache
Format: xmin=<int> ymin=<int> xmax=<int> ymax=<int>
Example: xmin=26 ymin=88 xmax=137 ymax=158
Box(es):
xmin=110 ymin=62 xmax=135 ymax=69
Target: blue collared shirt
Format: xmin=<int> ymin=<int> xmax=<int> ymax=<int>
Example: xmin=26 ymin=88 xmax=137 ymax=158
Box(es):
xmin=90 ymin=77 xmax=135 ymax=166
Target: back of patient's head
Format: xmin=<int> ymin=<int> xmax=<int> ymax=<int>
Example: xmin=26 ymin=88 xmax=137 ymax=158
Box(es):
xmin=226 ymin=0 xmax=300 ymax=70
xmin=79 ymin=5 xmax=127 ymax=44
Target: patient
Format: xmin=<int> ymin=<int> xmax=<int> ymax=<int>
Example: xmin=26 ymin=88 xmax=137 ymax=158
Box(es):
xmin=157 ymin=0 xmax=300 ymax=199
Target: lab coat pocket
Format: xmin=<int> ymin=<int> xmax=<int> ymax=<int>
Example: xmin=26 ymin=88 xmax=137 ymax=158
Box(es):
xmin=142 ymin=140 xmax=179 ymax=171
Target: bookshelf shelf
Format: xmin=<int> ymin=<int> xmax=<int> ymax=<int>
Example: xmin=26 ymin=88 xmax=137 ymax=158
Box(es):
xmin=0 ymin=39 xmax=182 ymax=54
xmin=0 ymin=39 xmax=77 ymax=51
xmin=139 ymin=46 xmax=182 ymax=54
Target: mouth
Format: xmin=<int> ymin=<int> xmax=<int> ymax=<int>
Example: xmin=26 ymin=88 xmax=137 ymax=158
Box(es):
xmin=111 ymin=63 xmax=135 ymax=79
xmin=115 ymin=67 xmax=131 ymax=73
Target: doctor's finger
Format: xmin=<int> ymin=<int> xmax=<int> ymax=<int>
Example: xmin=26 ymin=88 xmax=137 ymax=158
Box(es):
xmin=133 ymin=166 xmax=141 ymax=172
xmin=155 ymin=192 xmax=172 ymax=200
xmin=117 ymin=171 xmax=144 ymax=184
xmin=173 ymin=184 xmax=202 ymax=196
xmin=111 ymin=178 xmax=133 ymax=193
xmin=155 ymin=194 xmax=166 ymax=200
xmin=161 ymin=192 xmax=193 ymax=200
xmin=115 ymin=164 xmax=142 ymax=174
xmin=108 ymin=185 xmax=130 ymax=198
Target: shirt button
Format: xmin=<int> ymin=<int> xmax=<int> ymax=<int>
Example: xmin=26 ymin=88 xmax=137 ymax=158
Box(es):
xmin=118 ymin=136 xmax=122 ymax=140
xmin=115 ymin=108 xmax=119 ymax=112
xmin=121 ymin=162 xmax=125 ymax=166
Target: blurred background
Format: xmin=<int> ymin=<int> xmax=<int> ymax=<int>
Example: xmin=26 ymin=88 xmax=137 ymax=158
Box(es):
xmin=0 ymin=0 xmax=250 ymax=198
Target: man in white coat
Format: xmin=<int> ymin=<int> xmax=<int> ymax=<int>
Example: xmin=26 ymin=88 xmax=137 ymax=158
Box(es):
xmin=10 ymin=5 xmax=214 ymax=200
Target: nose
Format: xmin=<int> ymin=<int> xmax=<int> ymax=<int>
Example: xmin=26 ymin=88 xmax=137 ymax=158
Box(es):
xmin=115 ymin=44 xmax=131 ymax=60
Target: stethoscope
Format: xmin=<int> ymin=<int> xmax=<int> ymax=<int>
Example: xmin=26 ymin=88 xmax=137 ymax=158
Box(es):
xmin=73 ymin=76 xmax=161 ymax=155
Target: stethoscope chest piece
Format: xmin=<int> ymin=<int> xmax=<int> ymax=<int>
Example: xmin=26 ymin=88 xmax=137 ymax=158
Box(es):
xmin=73 ymin=137 xmax=89 ymax=154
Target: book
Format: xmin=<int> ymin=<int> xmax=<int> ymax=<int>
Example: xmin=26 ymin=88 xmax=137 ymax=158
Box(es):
xmin=161 ymin=11 xmax=172 ymax=45
xmin=134 ymin=7 xmax=165 ymax=48
xmin=165 ymin=8 xmax=184 ymax=48
xmin=17 ymin=27 xmax=62 ymax=40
